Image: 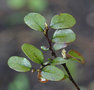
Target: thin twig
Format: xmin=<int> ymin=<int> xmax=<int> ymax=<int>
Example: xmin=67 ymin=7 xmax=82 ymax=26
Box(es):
xmin=44 ymin=27 xmax=80 ymax=90
xmin=63 ymin=64 xmax=80 ymax=90
xmin=44 ymin=27 xmax=57 ymax=57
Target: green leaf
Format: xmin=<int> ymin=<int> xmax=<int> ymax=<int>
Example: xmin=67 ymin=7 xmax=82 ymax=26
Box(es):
xmin=41 ymin=65 xmax=64 ymax=81
xmin=24 ymin=13 xmax=46 ymax=32
xmin=66 ymin=61 xmax=77 ymax=78
xmin=41 ymin=46 xmax=49 ymax=51
xmin=8 ymin=56 xmax=32 ymax=72
xmin=53 ymin=43 xmax=68 ymax=50
xmin=21 ymin=43 xmax=44 ymax=64
xmin=52 ymin=29 xmax=76 ymax=43
xmin=68 ymin=50 xmax=85 ymax=64
xmin=51 ymin=57 xmax=68 ymax=65
xmin=50 ymin=13 xmax=76 ymax=29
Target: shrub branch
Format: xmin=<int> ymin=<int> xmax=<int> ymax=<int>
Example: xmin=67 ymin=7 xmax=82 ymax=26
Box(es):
xmin=44 ymin=27 xmax=80 ymax=90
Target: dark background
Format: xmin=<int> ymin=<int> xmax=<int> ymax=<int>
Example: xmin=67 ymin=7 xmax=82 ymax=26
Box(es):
xmin=0 ymin=0 xmax=94 ymax=90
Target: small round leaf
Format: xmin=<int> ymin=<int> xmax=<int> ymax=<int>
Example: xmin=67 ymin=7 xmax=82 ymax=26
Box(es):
xmin=41 ymin=46 xmax=49 ymax=51
xmin=51 ymin=57 xmax=68 ymax=65
xmin=52 ymin=29 xmax=76 ymax=43
xmin=50 ymin=13 xmax=76 ymax=29
xmin=21 ymin=43 xmax=44 ymax=64
xmin=24 ymin=13 xmax=46 ymax=31
xmin=53 ymin=43 xmax=68 ymax=50
xmin=8 ymin=56 xmax=32 ymax=72
xmin=41 ymin=65 xmax=64 ymax=81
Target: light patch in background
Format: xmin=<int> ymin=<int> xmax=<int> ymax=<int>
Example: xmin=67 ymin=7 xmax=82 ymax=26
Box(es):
xmin=28 ymin=0 xmax=48 ymax=12
xmin=7 ymin=0 xmax=26 ymax=9
xmin=6 ymin=0 xmax=48 ymax=12
xmin=8 ymin=74 xmax=30 ymax=90
xmin=86 ymin=12 xmax=94 ymax=27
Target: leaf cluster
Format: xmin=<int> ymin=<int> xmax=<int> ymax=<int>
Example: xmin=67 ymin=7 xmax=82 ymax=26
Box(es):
xmin=8 ymin=13 xmax=85 ymax=82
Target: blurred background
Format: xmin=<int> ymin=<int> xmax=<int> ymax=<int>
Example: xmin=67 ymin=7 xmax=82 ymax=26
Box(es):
xmin=0 ymin=0 xmax=94 ymax=90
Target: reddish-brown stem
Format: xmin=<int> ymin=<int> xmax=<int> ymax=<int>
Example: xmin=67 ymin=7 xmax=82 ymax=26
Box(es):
xmin=44 ymin=27 xmax=80 ymax=90
xmin=44 ymin=27 xmax=57 ymax=57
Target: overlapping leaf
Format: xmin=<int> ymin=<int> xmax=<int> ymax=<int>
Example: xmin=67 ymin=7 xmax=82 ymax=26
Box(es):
xmin=21 ymin=43 xmax=44 ymax=64
xmin=8 ymin=56 xmax=32 ymax=72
